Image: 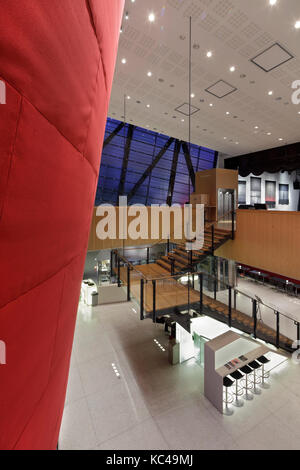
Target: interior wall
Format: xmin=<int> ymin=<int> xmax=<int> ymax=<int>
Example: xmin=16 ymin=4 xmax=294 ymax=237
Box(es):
xmin=238 ymin=171 xmax=299 ymax=211
xmin=216 ymin=209 xmax=300 ymax=281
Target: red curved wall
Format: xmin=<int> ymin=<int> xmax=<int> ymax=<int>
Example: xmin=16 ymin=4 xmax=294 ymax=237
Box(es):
xmin=0 ymin=0 xmax=124 ymax=449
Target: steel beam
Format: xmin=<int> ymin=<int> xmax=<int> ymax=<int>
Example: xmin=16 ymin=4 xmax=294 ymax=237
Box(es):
xmin=166 ymin=139 xmax=181 ymax=206
xmin=127 ymin=137 xmax=174 ymax=202
xmin=103 ymin=122 xmax=125 ymax=148
xmin=181 ymin=141 xmax=195 ymax=192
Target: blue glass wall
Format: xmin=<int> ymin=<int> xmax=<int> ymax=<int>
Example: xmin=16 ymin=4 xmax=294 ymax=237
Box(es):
xmin=96 ymin=118 xmax=216 ymax=206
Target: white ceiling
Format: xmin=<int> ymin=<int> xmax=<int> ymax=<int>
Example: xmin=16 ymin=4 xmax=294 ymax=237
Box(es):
xmin=108 ymin=0 xmax=300 ymax=156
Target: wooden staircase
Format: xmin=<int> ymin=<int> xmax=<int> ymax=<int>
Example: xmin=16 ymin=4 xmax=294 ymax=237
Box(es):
xmin=156 ymin=225 xmax=231 ymax=274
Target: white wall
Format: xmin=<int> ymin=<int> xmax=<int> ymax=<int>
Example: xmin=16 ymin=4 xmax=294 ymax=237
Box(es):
xmin=238 ymin=171 xmax=299 ymax=211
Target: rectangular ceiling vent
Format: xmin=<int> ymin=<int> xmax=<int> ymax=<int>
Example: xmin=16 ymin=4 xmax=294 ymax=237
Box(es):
xmin=205 ymin=79 xmax=237 ymax=98
xmin=250 ymin=42 xmax=294 ymax=72
xmin=175 ymin=103 xmax=200 ymax=116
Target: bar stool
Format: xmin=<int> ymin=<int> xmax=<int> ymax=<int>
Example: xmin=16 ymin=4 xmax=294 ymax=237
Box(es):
xmin=240 ymin=365 xmax=254 ymax=400
xmin=223 ymin=376 xmax=234 ymax=416
xmin=230 ymin=370 xmax=244 ymax=407
xmin=248 ymin=360 xmax=262 ymax=395
xmin=257 ymin=355 xmax=270 ymax=389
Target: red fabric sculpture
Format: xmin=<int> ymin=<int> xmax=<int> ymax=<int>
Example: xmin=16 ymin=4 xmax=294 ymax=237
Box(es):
xmin=0 ymin=0 xmax=124 ymax=449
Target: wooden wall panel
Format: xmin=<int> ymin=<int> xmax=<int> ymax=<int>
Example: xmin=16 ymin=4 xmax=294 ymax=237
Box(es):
xmin=216 ymin=210 xmax=300 ymax=281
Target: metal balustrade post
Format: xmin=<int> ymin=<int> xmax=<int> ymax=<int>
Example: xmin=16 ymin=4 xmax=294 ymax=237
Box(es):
xmin=117 ymin=255 xmax=121 ymax=287
xmin=140 ymin=279 xmax=144 ymax=320
xmin=231 ymin=210 xmax=235 ymax=240
xmin=297 ymin=322 xmax=300 ymax=344
xmin=228 ymin=286 xmax=232 ymax=328
xmin=110 ymin=250 xmax=114 ymax=278
xmin=167 ymin=238 xmax=170 ymax=253
xmin=147 ymin=247 xmax=150 ymax=265
xmin=211 ymin=224 xmax=215 ymax=255
xmin=234 ymin=289 xmax=237 ymax=310
xmin=252 ymin=299 xmax=257 ymax=339
xmin=200 ymin=272 xmax=203 ymax=314
xmin=171 ymin=258 xmax=175 ymax=276
xmin=276 ymin=311 xmax=280 ymax=348
xmin=127 ymin=264 xmax=131 ymax=301
xmin=152 ymin=280 xmax=156 ymax=323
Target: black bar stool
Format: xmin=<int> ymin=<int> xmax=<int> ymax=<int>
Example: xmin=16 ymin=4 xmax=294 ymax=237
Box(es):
xmin=223 ymin=376 xmax=234 ymax=416
xmin=240 ymin=365 xmax=254 ymax=400
xmin=257 ymin=355 xmax=270 ymax=389
xmin=230 ymin=370 xmax=244 ymax=407
xmin=248 ymin=360 xmax=262 ymax=395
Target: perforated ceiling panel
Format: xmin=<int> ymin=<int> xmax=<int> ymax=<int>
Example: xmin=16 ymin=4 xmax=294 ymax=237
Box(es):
xmin=110 ymin=0 xmax=300 ymax=157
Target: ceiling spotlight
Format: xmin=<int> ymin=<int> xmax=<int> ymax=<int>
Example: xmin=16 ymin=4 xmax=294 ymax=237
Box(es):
xmin=127 ymin=95 xmax=131 ymax=100
xmin=269 ymin=0 xmax=277 ymax=5
xmin=146 ymin=104 xmax=150 ymax=108
xmin=206 ymin=51 xmax=212 ymax=58
xmin=147 ymin=71 xmax=152 ymax=77
xmin=120 ymin=26 xmax=123 ymax=33
xmin=267 ymin=132 xmax=272 ymax=135
xmin=131 ymin=0 xmax=135 ymax=2
xmin=254 ymin=126 xmax=259 ymax=129
xmin=268 ymin=90 xmax=273 ymax=95
xmin=278 ymin=137 xmax=283 ymax=141
xmin=121 ymin=58 xmax=127 ymax=64
xmin=230 ymin=66 xmax=236 ymax=72
xmin=295 ymin=21 xmax=300 ymax=29
xmin=209 ymin=103 xmax=213 ymax=107
xmin=298 ymin=111 xmax=300 ymax=114
xmin=226 ymin=111 xmax=230 ymax=115
xmin=190 ymin=93 xmax=195 ymax=98
xmin=181 ymin=119 xmax=185 ymax=122
xmin=148 ymin=12 xmax=155 ymax=22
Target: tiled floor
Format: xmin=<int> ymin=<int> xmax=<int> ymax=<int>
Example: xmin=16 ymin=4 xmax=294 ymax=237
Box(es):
xmin=60 ymin=298 xmax=300 ymax=450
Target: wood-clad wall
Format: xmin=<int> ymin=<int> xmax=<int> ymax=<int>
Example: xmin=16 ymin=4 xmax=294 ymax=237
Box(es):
xmin=216 ymin=209 xmax=300 ymax=281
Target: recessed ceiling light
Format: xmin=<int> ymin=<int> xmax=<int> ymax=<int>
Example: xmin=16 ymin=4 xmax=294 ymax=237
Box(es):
xmin=127 ymin=95 xmax=131 ymax=100
xmin=121 ymin=58 xmax=127 ymax=64
xmin=209 ymin=103 xmax=213 ymax=107
xmin=120 ymin=26 xmax=123 ymax=33
xmin=268 ymin=90 xmax=273 ymax=95
xmin=226 ymin=111 xmax=230 ymax=115
xmin=269 ymin=0 xmax=277 ymax=5
xmin=278 ymin=137 xmax=283 ymax=141
xmin=125 ymin=12 xmax=129 ymax=20
xmin=267 ymin=132 xmax=272 ymax=135
xmin=147 ymin=71 xmax=152 ymax=77
xmin=298 ymin=111 xmax=300 ymax=114
xmin=224 ymin=137 xmax=227 ymax=140
xmin=181 ymin=119 xmax=185 ymax=122
xmin=295 ymin=21 xmax=300 ymax=29
xmin=206 ymin=51 xmax=212 ymax=58
xmin=235 ymin=142 xmax=239 ymax=145
xmin=190 ymin=93 xmax=195 ymax=98
xmin=230 ymin=66 xmax=236 ymax=72
xmin=131 ymin=0 xmax=135 ymax=2
xmin=254 ymin=126 xmax=259 ymax=129
xmin=148 ymin=12 xmax=155 ymax=22
xmin=146 ymin=104 xmax=150 ymax=108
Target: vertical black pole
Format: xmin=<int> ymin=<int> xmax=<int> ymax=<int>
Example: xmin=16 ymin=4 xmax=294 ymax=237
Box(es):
xmin=297 ymin=322 xmax=300 ymax=344
xmin=231 ymin=196 xmax=235 ymax=240
xmin=152 ymin=280 xmax=156 ymax=323
xmin=110 ymin=250 xmax=113 ymax=278
xmin=211 ymin=225 xmax=215 ymax=255
xmin=117 ymin=255 xmax=121 ymax=287
xmin=140 ymin=279 xmax=144 ymax=320
xmin=189 ymin=250 xmax=193 ymax=270
xmin=234 ymin=289 xmax=237 ymax=310
xmin=200 ymin=272 xmax=203 ymax=314
xmin=228 ymin=286 xmax=232 ymax=328
xmin=127 ymin=265 xmax=131 ymax=301
xmin=147 ymin=247 xmax=150 ymax=265
xmin=276 ymin=311 xmax=280 ymax=348
xmin=167 ymin=238 xmax=170 ymax=254
xmin=252 ymin=299 xmax=257 ymax=339
xmin=192 ymin=273 xmax=195 ymax=289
